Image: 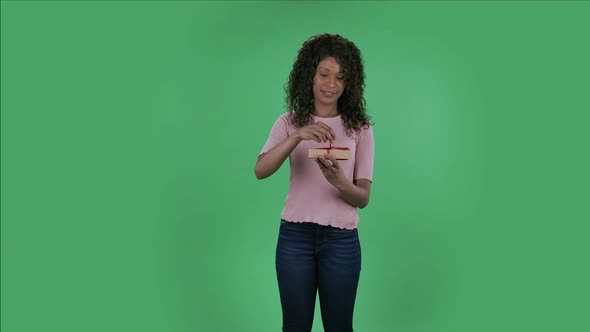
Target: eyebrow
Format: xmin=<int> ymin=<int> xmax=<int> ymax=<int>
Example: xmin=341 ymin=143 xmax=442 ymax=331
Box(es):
xmin=319 ymin=66 xmax=344 ymax=74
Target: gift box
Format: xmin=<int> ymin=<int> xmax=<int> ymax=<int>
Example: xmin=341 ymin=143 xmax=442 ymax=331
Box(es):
xmin=308 ymin=143 xmax=350 ymax=160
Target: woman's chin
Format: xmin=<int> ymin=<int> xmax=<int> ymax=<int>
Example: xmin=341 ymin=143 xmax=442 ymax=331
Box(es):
xmin=316 ymin=97 xmax=339 ymax=106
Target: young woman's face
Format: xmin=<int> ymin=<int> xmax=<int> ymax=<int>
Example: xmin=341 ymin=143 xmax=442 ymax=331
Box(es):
xmin=312 ymin=56 xmax=345 ymax=106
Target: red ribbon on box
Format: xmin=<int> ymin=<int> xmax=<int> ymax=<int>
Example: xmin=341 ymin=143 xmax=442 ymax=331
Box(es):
xmin=317 ymin=142 xmax=350 ymax=159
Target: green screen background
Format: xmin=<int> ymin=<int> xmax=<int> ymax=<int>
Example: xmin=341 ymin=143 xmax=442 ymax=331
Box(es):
xmin=2 ymin=1 xmax=589 ymax=331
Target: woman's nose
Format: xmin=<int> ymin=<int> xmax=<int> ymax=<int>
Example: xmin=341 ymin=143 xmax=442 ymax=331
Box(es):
xmin=327 ymin=77 xmax=336 ymax=87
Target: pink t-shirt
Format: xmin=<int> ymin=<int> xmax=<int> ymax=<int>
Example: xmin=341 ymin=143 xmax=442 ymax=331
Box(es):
xmin=259 ymin=112 xmax=374 ymax=230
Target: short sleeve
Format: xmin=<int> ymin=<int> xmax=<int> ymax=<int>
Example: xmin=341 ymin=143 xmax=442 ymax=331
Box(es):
xmin=353 ymin=125 xmax=374 ymax=182
xmin=259 ymin=113 xmax=291 ymax=156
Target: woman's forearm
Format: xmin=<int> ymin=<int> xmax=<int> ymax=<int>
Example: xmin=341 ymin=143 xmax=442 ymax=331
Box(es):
xmin=255 ymin=134 xmax=302 ymax=179
xmin=333 ymin=178 xmax=370 ymax=208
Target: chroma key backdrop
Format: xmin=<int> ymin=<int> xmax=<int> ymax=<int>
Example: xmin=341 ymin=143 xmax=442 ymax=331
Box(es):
xmin=2 ymin=1 xmax=589 ymax=332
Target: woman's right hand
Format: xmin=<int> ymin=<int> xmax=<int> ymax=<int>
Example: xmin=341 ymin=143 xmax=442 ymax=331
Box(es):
xmin=295 ymin=122 xmax=336 ymax=143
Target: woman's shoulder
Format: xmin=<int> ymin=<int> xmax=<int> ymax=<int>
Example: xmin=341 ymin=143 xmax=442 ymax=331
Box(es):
xmin=278 ymin=111 xmax=291 ymax=120
xmin=353 ymin=122 xmax=373 ymax=142
xmin=267 ymin=112 xmax=296 ymax=132
xmin=276 ymin=111 xmax=295 ymax=126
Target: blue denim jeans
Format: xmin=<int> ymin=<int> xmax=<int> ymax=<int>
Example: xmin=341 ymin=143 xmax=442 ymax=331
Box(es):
xmin=276 ymin=219 xmax=362 ymax=332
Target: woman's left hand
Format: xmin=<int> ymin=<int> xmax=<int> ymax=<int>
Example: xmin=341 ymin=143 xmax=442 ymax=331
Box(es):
xmin=316 ymin=154 xmax=345 ymax=186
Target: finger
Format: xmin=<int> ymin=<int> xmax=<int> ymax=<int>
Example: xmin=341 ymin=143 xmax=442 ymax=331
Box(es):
xmin=311 ymin=131 xmax=323 ymax=142
xmin=323 ymin=125 xmax=336 ymax=141
xmin=316 ymin=158 xmax=328 ymax=170
xmin=326 ymin=154 xmax=339 ymax=168
xmin=316 ymin=122 xmax=330 ymax=130
xmin=313 ymin=129 xmax=328 ymax=142
xmin=320 ymin=156 xmax=333 ymax=167
xmin=317 ymin=123 xmax=336 ymax=141
xmin=318 ymin=156 xmax=330 ymax=167
xmin=322 ymin=128 xmax=336 ymax=142
xmin=317 ymin=128 xmax=331 ymax=142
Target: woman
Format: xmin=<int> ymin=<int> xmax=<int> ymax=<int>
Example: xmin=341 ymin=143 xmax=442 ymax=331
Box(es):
xmin=254 ymin=33 xmax=374 ymax=332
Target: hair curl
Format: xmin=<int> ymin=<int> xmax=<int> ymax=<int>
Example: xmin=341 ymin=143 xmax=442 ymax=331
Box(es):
xmin=285 ymin=33 xmax=372 ymax=136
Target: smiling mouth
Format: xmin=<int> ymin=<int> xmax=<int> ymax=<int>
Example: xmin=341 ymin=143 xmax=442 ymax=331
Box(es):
xmin=321 ymin=90 xmax=336 ymax=97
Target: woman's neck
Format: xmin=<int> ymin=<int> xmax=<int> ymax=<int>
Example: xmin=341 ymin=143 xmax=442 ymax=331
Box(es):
xmin=313 ymin=102 xmax=339 ymax=118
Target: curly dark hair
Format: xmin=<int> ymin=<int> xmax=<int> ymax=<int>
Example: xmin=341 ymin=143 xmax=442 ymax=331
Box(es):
xmin=285 ymin=33 xmax=372 ymax=136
